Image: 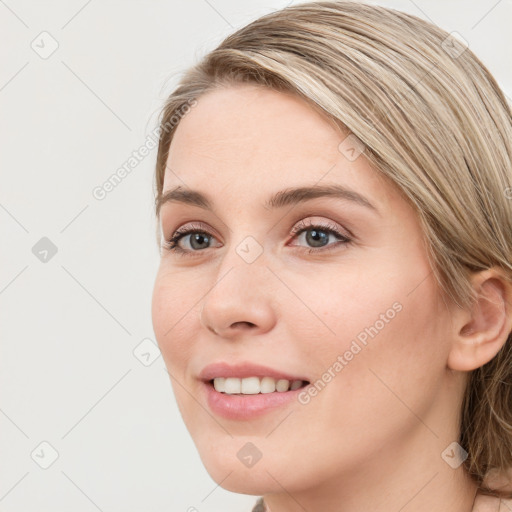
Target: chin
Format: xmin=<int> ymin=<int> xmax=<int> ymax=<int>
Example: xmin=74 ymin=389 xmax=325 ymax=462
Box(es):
xmin=206 ymin=466 xmax=282 ymax=495
xmin=198 ymin=449 xmax=288 ymax=495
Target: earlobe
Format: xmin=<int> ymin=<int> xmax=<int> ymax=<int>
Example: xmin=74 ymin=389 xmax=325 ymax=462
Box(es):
xmin=447 ymin=269 xmax=512 ymax=372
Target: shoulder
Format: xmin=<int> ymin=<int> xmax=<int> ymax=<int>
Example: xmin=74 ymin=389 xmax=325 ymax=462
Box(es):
xmin=472 ymin=493 xmax=512 ymax=511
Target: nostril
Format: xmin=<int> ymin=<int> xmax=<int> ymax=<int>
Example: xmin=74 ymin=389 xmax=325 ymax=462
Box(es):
xmin=231 ymin=321 xmax=256 ymax=329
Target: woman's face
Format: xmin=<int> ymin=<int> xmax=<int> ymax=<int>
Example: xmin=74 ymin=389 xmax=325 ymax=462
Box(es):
xmin=151 ymin=84 xmax=463 ymax=496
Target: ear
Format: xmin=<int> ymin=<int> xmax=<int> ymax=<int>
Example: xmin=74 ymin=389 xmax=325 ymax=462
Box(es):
xmin=447 ymin=268 xmax=512 ymax=372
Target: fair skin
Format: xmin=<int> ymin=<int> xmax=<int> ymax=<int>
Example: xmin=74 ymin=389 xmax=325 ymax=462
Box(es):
xmin=151 ymin=83 xmax=512 ymax=512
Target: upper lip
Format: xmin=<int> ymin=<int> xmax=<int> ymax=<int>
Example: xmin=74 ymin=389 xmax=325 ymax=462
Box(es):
xmin=199 ymin=362 xmax=309 ymax=382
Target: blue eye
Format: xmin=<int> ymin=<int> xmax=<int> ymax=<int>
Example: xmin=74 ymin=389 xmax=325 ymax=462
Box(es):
xmin=162 ymin=219 xmax=352 ymax=256
xmin=162 ymin=222 xmax=218 ymax=255
xmin=288 ymin=219 xmax=352 ymax=253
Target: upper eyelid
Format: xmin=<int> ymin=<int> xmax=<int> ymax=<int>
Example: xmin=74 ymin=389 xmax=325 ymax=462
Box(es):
xmin=291 ymin=218 xmax=353 ymax=237
xmin=168 ymin=217 xmax=352 ymax=245
xmin=170 ymin=217 xmax=345 ymax=234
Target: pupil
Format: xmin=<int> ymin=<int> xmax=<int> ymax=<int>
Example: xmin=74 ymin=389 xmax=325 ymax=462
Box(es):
xmin=307 ymin=229 xmax=328 ymax=247
xmin=191 ymin=233 xmax=209 ymax=249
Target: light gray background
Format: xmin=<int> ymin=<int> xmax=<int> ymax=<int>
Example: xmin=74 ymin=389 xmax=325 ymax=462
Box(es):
xmin=1 ymin=1 xmax=510 ymax=511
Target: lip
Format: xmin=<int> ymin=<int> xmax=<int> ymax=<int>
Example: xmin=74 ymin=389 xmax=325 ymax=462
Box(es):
xmin=198 ymin=361 xmax=310 ymax=420
xmin=200 ymin=379 xmax=309 ymax=420
xmin=198 ymin=361 xmax=309 ymax=382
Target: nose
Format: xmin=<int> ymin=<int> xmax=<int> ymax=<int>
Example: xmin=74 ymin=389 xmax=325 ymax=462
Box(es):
xmin=199 ymin=264 xmax=277 ymax=340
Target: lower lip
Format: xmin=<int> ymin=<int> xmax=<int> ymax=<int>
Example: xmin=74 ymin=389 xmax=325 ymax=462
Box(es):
xmin=201 ymin=380 xmax=308 ymax=420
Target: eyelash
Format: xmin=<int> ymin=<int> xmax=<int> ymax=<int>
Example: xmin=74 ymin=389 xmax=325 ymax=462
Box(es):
xmin=162 ymin=219 xmax=353 ymax=257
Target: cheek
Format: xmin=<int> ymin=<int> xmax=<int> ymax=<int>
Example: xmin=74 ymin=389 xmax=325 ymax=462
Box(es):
xmin=151 ymin=267 xmax=200 ymax=374
xmin=283 ymin=264 xmax=403 ymax=362
xmin=289 ymin=262 xmax=446 ymax=412
xmin=152 ymin=270 xmax=203 ymax=423
xmin=310 ymin=274 xmax=447 ymax=437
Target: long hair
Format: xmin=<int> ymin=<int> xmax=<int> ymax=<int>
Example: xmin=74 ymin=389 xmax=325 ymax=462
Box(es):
xmin=153 ymin=1 xmax=512 ymax=498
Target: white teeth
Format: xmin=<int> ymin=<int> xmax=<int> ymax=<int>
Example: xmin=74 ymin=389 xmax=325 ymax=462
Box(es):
xmin=212 ymin=377 xmax=305 ymax=394
xmin=213 ymin=377 xmax=225 ymax=392
xmin=260 ymin=376 xmax=276 ymax=394
xmin=241 ymin=377 xmax=260 ymax=394
xmin=224 ymin=377 xmax=241 ymax=394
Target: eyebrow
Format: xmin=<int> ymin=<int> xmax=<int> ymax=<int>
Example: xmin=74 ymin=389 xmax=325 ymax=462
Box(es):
xmin=156 ymin=184 xmax=379 ymax=217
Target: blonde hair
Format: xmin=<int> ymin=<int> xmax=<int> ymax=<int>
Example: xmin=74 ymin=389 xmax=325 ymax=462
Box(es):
xmin=153 ymin=0 xmax=512 ymax=499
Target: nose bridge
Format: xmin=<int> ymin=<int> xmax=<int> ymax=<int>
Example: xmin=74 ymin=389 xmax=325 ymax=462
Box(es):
xmin=200 ymin=236 xmax=276 ymax=336
xmin=207 ymin=237 xmax=268 ymax=305
xmin=215 ymin=210 xmax=270 ymax=276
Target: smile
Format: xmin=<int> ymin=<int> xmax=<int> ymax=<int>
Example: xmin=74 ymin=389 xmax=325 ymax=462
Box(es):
xmin=211 ymin=376 xmax=308 ymax=394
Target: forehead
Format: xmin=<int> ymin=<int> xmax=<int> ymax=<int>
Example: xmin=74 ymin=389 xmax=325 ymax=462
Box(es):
xmin=163 ymin=83 xmax=395 ymax=210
